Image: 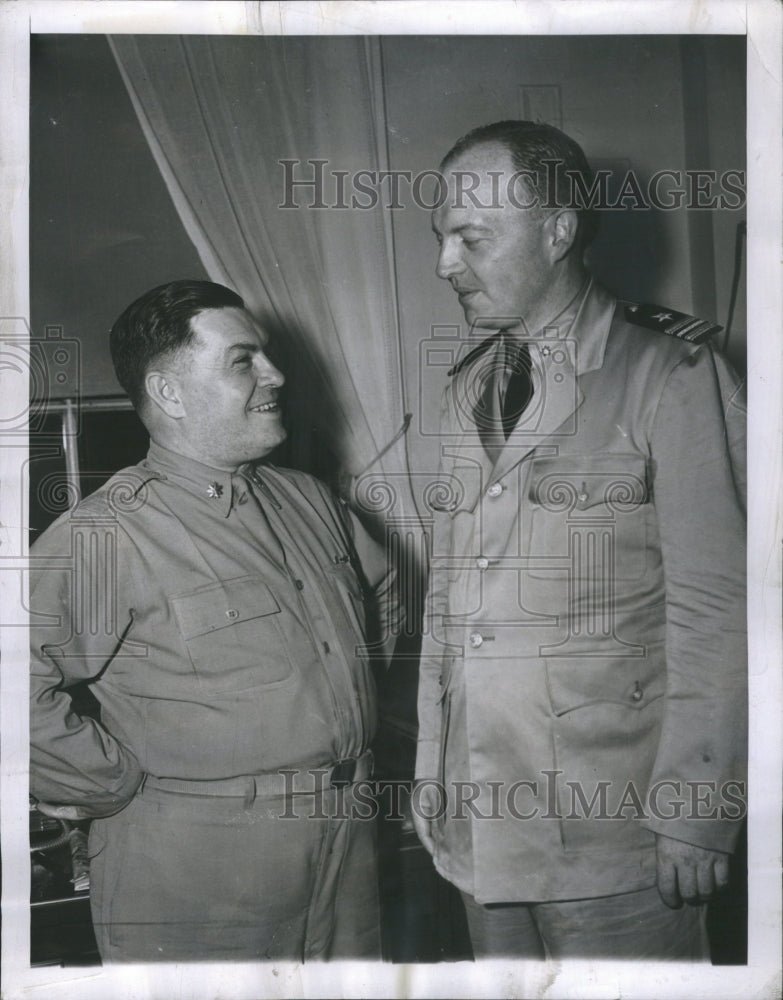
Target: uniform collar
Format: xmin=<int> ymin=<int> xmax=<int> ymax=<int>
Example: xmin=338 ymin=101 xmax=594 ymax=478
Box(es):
xmin=517 ymin=276 xmax=615 ymax=375
xmin=445 ymin=277 xmax=619 ymax=503
xmin=143 ymin=441 xmax=238 ymax=518
xmin=492 ymin=279 xmax=616 ymax=377
xmin=458 ymin=277 xmax=613 ymax=386
xmin=531 ymin=275 xmax=591 ymax=342
xmin=568 ymin=277 xmax=617 ymax=376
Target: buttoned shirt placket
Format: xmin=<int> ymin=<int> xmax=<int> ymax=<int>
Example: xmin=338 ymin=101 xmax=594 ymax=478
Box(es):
xmin=234 ymin=470 xmax=359 ymax=757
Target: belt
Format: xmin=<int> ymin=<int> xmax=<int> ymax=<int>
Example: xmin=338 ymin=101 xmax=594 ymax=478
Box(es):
xmin=141 ymin=750 xmax=374 ymax=803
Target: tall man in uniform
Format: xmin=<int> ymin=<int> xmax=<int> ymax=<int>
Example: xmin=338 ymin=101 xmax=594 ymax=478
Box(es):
xmin=30 ymin=280 xmax=395 ymax=962
xmin=414 ymin=121 xmax=747 ymax=959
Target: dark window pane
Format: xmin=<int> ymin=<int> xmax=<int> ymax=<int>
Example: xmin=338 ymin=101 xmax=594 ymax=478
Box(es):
xmin=78 ymin=409 xmax=149 ymax=497
xmin=29 ymin=408 xmax=150 ymax=538
xmin=29 ymin=412 xmax=70 ymax=539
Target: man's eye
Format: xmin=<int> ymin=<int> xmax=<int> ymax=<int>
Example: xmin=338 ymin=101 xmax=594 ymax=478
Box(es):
xmin=463 ymin=238 xmax=481 ymax=250
xmin=233 ymin=355 xmax=252 ymax=368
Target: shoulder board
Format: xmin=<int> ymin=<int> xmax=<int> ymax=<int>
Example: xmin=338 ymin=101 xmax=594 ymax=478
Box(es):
xmin=447 ymin=333 xmax=500 ymax=377
xmin=624 ymin=303 xmax=722 ymax=344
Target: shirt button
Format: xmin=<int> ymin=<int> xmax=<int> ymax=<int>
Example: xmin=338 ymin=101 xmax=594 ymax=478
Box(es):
xmin=577 ymin=491 xmax=589 ymax=503
xmin=487 ymin=483 xmax=503 ymax=498
xmin=476 ymin=557 xmax=489 ymax=570
xmin=294 ymin=579 xmax=304 ymax=590
xmin=225 ymin=608 xmax=239 ymax=620
xmin=632 ymin=684 xmax=643 ymax=702
xmin=469 ymin=632 xmax=484 ymax=649
xmin=541 ymin=346 xmax=551 ymax=357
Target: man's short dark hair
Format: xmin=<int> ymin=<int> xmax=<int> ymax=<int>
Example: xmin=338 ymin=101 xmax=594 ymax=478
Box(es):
xmin=110 ymin=280 xmax=244 ymax=410
xmin=441 ymin=119 xmax=600 ymax=248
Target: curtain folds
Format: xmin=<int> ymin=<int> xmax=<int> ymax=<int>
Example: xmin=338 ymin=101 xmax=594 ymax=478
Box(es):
xmin=109 ymin=35 xmax=417 ymax=529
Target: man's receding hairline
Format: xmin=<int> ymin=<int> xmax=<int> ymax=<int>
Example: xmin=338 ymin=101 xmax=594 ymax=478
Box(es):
xmin=440 ymin=138 xmax=516 ymax=173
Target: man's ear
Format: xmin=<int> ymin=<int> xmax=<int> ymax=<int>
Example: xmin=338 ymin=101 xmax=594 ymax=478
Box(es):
xmin=145 ymin=369 xmax=185 ymax=419
xmin=547 ymin=209 xmax=579 ymax=262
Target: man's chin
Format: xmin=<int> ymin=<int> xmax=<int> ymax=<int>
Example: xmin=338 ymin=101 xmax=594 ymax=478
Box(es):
xmin=463 ymin=308 xmax=525 ymax=335
xmin=456 ymin=297 xmax=499 ymax=329
xmin=465 ymin=311 xmax=499 ymax=332
xmin=266 ymin=426 xmax=288 ymax=454
xmin=245 ymin=428 xmax=287 ymax=464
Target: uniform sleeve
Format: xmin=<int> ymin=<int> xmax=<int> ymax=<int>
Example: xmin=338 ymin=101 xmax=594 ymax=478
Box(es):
xmin=414 ymin=508 xmax=452 ymax=782
xmin=715 ymin=352 xmax=747 ymax=514
xmin=415 ymin=392 xmax=454 ymax=782
xmin=642 ymin=344 xmax=747 ymax=852
xmin=29 ymin=514 xmax=144 ymax=817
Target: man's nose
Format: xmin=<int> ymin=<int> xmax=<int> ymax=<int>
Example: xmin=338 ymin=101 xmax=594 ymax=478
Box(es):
xmin=256 ymin=353 xmax=285 ymax=388
xmin=436 ymin=240 xmax=465 ymax=281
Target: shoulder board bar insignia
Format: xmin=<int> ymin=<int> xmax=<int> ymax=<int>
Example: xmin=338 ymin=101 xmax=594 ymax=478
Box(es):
xmin=448 ymin=333 xmax=500 ymax=377
xmin=624 ymin=303 xmax=722 ymax=344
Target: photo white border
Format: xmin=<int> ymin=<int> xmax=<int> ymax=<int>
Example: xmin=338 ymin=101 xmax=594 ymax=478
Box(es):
xmin=1 ymin=2 xmax=780 ymax=998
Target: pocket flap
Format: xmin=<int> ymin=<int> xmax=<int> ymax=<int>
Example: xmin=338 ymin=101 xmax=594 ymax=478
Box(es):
xmin=170 ymin=576 xmax=280 ymax=640
xmin=545 ymin=646 xmax=666 ymax=716
xmin=528 ymin=453 xmax=648 ymax=512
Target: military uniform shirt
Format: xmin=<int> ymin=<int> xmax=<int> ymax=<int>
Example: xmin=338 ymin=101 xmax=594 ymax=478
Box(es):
xmin=416 ymin=279 xmax=747 ymax=903
xmin=30 ymin=442 xmax=390 ymax=818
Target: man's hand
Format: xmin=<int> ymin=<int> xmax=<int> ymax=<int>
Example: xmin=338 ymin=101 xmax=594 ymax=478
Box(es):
xmin=411 ymin=779 xmax=439 ymax=856
xmin=655 ymin=833 xmax=730 ymax=908
xmin=34 ymin=801 xmax=92 ymax=822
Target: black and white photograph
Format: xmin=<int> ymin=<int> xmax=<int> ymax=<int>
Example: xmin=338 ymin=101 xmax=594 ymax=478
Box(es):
xmin=1 ymin=2 xmax=780 ymax=998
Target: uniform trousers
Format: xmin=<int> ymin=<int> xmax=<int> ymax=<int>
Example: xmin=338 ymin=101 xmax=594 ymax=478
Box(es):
xmin=460 ymin=886 xmax=709 ymax=961
xmin=88 ymin=774 xmax=380 ymax=962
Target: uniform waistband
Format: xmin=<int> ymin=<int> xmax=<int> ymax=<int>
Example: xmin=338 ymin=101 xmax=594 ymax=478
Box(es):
xmin=140 ymin=750 xmax=374 ymax=804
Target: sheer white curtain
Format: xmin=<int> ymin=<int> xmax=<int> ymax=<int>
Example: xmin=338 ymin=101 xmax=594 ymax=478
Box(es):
xmin=109 ymin=35 xmax=417 ymax=529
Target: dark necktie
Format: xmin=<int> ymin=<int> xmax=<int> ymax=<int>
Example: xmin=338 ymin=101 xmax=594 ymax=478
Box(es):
xmin=501 ymin=340 xmax=533 ymax=438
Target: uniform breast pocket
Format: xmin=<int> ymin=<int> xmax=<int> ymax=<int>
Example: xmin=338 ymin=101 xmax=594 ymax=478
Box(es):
xmin=526 ymin=453 xmax=654 ymax=584
xmin=169 ymin=575 xmax=293 ymax=693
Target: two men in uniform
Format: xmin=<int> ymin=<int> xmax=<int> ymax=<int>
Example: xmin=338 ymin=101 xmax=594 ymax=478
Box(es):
xmin=29 ymin=119 xmax=746 ymax=964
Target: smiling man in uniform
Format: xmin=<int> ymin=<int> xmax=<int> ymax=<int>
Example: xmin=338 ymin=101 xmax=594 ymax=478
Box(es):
xmin=29 ymin=279 xmax=394 ymax=962
xmin=414 ymin=121 xmax=747 ymax=960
